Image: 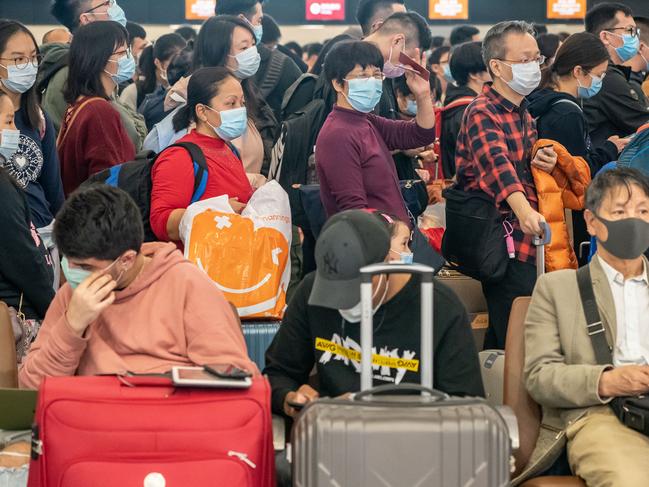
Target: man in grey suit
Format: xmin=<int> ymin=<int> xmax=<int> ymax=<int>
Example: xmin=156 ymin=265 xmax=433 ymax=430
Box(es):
xmin=521 ymin=167 xmax=649 ymax=486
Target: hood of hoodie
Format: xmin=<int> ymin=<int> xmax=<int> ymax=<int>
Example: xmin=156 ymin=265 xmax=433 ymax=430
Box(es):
xmin=113 ymin=242 xmax=187 ymax=302
xmin=445 ymin=84 xmax=478 ymax=105
xmin=527 ymin=88 xmax=579 ymax=119
xmin=36 ymin=43 xmax=69 ymax=90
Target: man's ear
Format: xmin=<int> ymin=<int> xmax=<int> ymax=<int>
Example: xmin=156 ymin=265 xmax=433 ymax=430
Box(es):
xmin=489 ymin=59 xmax=503 ymax=80
xmin=599 ymin=30 xmax=611 ymax=47
xmin=584 ymin=209 xmax=597 ymax=237
xmin=332 ymin=79 xmax=345 ymax=95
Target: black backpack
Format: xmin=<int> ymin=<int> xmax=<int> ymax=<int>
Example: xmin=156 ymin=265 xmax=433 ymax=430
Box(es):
xmin=83 ymin=142 xmax=208 ymax=242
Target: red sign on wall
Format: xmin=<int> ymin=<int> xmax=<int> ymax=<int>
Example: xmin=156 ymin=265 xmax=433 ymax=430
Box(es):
xmin=306 ymin=0 xmax=346 ymax=21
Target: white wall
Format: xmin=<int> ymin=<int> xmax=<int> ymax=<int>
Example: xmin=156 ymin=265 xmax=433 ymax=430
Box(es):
xmin=29 ymin=23 xmax=586 ymax=46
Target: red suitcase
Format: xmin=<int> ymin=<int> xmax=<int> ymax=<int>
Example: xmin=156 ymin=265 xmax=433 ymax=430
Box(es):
xmin=27 ymin=375 xmax=275 ymax=487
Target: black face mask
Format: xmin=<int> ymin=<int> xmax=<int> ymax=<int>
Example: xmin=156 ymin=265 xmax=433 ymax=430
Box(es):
xmin=595 ymin=214 xmax=649 ymax=260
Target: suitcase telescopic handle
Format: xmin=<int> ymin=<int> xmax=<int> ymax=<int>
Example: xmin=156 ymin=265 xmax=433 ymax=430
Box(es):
xmin=359 ymin=263 xmax=435 ymax=393
xmin=533 ymin=222 xmax=552 ymax=278
xmin=353 ymin=384 xmax=449 ymax=402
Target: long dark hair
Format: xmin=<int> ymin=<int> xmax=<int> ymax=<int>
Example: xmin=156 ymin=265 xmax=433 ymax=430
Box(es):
xmin=64 ymin=21 xmax=129 ymax=104
xmin=173 ymin=66 xmax=238 ymax=131
xmin=0 ymin=20 xmax=41 ymax=132
xmin=179 ymin=15 xmax=261 ymax=129
xmin=136 ymin=33 xmax=186 ymax=106
xmin=540 ymin=32 xmax=609 ymax=90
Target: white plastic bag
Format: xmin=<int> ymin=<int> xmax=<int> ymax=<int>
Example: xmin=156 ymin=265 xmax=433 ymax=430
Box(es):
xmin=180 ymin=181 xmax=292 ymax=319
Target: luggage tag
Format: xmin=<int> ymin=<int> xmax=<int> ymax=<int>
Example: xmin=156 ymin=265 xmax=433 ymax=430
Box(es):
xmin=503 ymin=220 xmax=515 ymax=259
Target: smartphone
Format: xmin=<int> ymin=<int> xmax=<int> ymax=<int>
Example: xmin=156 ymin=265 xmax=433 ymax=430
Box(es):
xmin=287 ymin=401 xmax=306 ymax=411
xmin=538 ymin=144 xmax=554 ymax=152
xmin=203 ymin=364 xmax=252 ymax=380
xmin=398 ymin=51 xmax=430 ymax=81
xmin=171 ymin=366 xmax=252 ymax=389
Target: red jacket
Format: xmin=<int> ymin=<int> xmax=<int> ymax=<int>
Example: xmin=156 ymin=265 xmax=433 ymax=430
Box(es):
xmin=57 ymin=97 xmax=135 ymax=196
xmin=150 ymin=130 xmax=253 ymax=242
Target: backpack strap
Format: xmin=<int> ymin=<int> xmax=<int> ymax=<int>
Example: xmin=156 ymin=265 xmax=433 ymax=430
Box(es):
xmin=441 ymin=96 xmax=475 ymax=112
xmin=259 ymin=49 xmax=285 ymax=98
xmin=158 ymin=142 xmax=209 ymax=204
xmin=56 ymin=97 xmax=103 ymax=148
xmin=552 ymin=98 xmax=583 ymax=111
xmin=576 ymin=265 xmax=613 ymax=365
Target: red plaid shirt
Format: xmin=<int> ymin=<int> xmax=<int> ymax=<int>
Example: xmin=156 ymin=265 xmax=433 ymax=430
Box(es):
xmin=455 ymin=84 xmax=539 ymax=266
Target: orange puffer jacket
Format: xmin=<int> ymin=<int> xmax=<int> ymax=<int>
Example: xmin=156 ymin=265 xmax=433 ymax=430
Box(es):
xmin=531 ymin=139 xmax=591 ymax=272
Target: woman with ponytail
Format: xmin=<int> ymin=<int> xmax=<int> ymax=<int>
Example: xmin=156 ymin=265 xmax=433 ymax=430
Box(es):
xmin=119 ymin=33 xmax=186 ymax=111
xmin=527 ymin=32 xmax=631 ymax=265
xmin=149 ymin=67 xmax=254 ymax=245
xmin=528 ymin=32 xmax=628 ymax=174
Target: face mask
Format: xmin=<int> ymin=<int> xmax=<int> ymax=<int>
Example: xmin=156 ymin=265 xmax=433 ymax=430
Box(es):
xmin=339 ymin=275 xmax=388 ymax=323
xmin=383 ymin=44 xmax=405 ymax=79
xmin=62 ymin=256 xmax=126 ymax=290
xmin=595 ymin=214 xmax=649 ymax=260
xmin=442 ymin=63 xmax=455 ymax=83
xmin=105 ymin=53 xmax=136 ymax=85
xmin=0 ymin=128 xmax=20 ymax=163
xmin=500 ymin=60 xmax=541 ymax=96
xmin=205 ymin=105 xmax=248 ymax=141
xmin=0 ymin=62 xmax=37 ymax=94
xmin=108 ymin=1 xmax=127 ymax=27
xmin=390 ymin=249 xmax=414 ymax=264
xmin=405 ymin=99 xmax=417 ymax=116
xmin=577 ymin=73 xmax=603 ymax=99
xmin=230 ymin=46 xmax=261 ymax=79
xmin=610 ymin=32 xmax=640 ymax=63
xmin=343 ymin=77 xmax=383 ymax=114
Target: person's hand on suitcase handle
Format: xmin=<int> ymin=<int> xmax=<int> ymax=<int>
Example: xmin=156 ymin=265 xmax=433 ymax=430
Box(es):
xmin=507 ymin=192 xmax=546 ymax=236
xmin=284 ymin=384 xmax=319 ymax=418
xmin=65 ymin=272 xmax=117 ymax=336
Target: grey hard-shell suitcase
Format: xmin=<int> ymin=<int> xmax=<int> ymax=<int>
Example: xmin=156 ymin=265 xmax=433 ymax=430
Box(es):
xmin=291 ymin=263 xmax=515 ymax=487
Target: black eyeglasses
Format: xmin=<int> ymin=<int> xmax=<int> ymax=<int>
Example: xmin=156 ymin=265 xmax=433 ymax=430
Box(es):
xmin=606 ymin=26 xmax=640 ymax=37
xmin=0 ymin=55 xmax=43 ymax=69
xmin=83 ymin=0 xmax=114 ymax=14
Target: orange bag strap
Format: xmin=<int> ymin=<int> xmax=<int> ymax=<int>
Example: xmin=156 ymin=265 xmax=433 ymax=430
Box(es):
xmin=56 ymin=97 xmax=103 ymax=148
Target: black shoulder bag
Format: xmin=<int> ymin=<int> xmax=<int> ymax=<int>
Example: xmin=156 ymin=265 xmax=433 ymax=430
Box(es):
xmin=577 ymin=266 xmax=649 ymax=437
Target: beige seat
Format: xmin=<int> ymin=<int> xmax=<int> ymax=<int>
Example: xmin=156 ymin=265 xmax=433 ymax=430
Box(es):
xmin=0 ymin=302 xmax=18 ymax=388
xmin=504 ymin=297 xmax=585 ymax=487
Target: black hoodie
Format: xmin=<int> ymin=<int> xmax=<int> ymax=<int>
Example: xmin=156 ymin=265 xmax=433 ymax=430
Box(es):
xmin=263 ymin=272 xmax=485 ymax=415
xmin=527 ymin=88 xmax=618 ymax=174
xmin=441 ymin=84 xmax=478 ymax=178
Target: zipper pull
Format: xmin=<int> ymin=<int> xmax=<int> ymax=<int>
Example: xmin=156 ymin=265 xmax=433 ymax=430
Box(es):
xmin=228 ymin=451 xmax=256 ymax=469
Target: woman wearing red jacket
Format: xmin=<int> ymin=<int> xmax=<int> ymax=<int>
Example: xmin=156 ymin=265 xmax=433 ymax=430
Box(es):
xmin=57 ymin=21 xmax=136 ymax=196
xmin=150 ymin=67 xmax=253 ymax=244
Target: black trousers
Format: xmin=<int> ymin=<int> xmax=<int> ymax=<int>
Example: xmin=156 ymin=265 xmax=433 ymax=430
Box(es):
xmin=481 ymin=259 xmax=537 ymax=350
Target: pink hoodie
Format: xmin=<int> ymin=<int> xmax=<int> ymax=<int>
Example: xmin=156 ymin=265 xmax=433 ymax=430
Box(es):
xmin=19 ymin=243 xmax=257 ymax=389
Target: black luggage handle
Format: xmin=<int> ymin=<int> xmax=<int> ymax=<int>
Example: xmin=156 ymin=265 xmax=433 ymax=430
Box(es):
xmin=353 ymin=384 xmax=449 ymax=402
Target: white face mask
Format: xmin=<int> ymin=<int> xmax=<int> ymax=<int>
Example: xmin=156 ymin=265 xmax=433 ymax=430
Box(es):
xmin=339 ymin=275 xmax=388 ymax=323
xmin=499 ymin=60 xmax=541 ymax=96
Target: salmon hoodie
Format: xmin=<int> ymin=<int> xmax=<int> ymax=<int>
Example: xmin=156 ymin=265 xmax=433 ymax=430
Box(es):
xmin=19 ymin=243 xmax=256 ymax=389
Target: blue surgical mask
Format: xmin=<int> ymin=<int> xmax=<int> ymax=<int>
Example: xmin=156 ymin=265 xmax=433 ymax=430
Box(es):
xmin=0 ymin=62 xmax=37 ymax=94
xmin=108 ymin=1 xmax=127 ymax=27
xmin=343 ymin=77 xmax=383 ymax=114
xmin=205 ymin=106 xmax=248 ymax=141
xmin=252 ymin=25 xmax=263 ymax=45
xmin=105 ymin=53 xmax=136 ymax=85
xmin=0 ymin=128 xmax=20 ymax=164
xmin=443 ymin=63 xmax=455 ymax=83
xmin=577 ymin=73 xmax=603 ymax=99
xmin=230 ymin=46 xmax=261 ymax=79
xmin=612 ymin=32 xmax=640 ymax=62
xmin=405 ymin=99 xmax=417 ymax=116
xmin=390 ymin=248 xmax=414 ymax=264
xmin=61 ymin=257 xmax=92 ymax=290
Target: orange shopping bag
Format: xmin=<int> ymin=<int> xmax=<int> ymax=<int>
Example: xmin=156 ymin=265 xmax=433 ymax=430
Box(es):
xmin=180 ymin=181 xmax=292 ymax=319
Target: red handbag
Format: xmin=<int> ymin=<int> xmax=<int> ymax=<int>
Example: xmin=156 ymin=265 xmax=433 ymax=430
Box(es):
xmin=27 ymin=375 xmax=275 ymax=487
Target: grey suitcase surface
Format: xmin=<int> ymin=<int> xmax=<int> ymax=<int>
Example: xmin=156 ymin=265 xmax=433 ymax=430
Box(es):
xmin=291 ymin=263 xmax=513 ymax=487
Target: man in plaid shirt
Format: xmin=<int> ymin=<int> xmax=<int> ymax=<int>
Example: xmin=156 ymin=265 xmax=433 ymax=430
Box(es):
xmin=455 ymin=21 xmax=558 ymax=349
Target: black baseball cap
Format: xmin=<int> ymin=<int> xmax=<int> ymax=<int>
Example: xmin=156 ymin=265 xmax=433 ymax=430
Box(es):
xmin=309 ymin=210 xmax=391 ymax=310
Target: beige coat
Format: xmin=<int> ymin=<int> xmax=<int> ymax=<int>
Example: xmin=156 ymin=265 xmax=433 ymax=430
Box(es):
xmin=514 ymin=256 xmax=628 ymax=484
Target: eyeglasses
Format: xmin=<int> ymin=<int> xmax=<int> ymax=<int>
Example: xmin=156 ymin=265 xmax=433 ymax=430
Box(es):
xmin=606 ymin=26 xmax=640 ymax=37
xmin=107 ymin=47 xmax=132 ymax=61
xmin=0 ymin=55 xmax=42 ymax=69
xmin=498 ymin=55 xmax=546 ymax=65
xmin=83 ymin=0 xmax=114 ymax=14
xmin=345 ymin=73 xmax=386 ymax=82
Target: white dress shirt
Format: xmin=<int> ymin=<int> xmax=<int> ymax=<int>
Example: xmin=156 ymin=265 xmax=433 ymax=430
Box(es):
xmin=598 ymin=256 xmax=649 ymax=366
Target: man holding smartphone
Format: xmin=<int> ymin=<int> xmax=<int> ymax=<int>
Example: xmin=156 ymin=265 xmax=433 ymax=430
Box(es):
xmin=454 ymin=21 xmax=557 ymax=349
